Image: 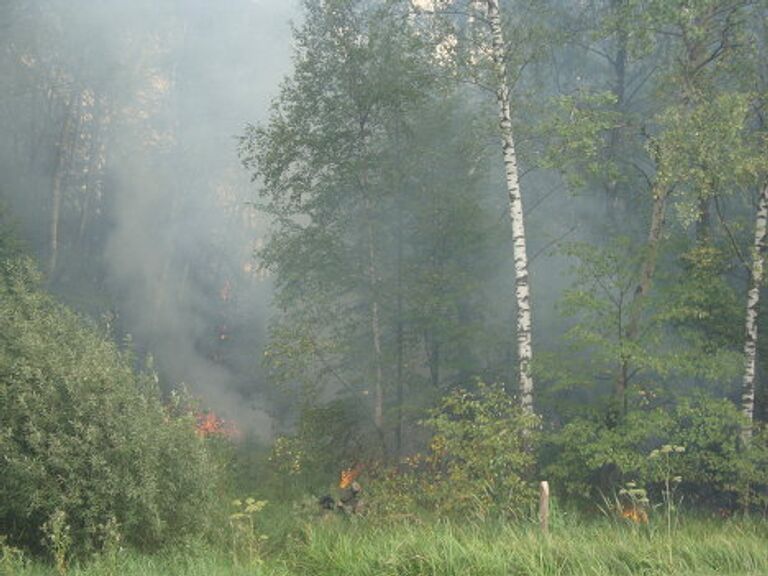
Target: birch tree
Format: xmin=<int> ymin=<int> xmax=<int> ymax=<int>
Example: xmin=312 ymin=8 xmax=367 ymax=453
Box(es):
xmin=485 ymin=0 xmax=534 ymax=412
xmin=742 ymin=184 xmax=768 ymax=443
xmin=413 ymin=0 xmax=541 ymax=411
xmin=741 ymin=2 xmax=768 ymax=442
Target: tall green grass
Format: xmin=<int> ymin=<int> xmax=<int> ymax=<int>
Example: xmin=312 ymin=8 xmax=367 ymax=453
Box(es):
xmin=285 ymin=516 xmax=768 ymax=576
xmin=9 ymin=516 xmax=768 ymax=575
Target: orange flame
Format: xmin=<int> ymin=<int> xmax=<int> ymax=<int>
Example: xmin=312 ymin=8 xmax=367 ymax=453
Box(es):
xmin=195 ymin=411 xmax=241 ymax=439
xmin=339 ymin=464 xmax=363 ymax=489
xmin=620 ymin=506 xmax=648 ymax=524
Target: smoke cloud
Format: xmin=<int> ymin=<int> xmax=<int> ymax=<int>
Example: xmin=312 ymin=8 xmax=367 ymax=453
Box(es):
xmin=0 ymin=0 xmax=300 ymax=438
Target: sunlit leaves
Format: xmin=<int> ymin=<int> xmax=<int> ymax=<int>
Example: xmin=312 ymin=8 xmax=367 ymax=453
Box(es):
xmin=540 ymin=91 xmax=624 ymax=189
xmin=420 ymin=382 xmax=539 ymax=517
xmin=656 ymin=93 xmax=765 ymax=228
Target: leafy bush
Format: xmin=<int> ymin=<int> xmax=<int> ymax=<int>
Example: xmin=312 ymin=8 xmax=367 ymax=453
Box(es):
xmin=0 ymin=258 xmax=224 ymax=558
xmin=368 ymin=383 xmax=538 ymax=519
xmin=737 ymin=427 xmax=768 ymax=513
xmin=544 ymin=408 xmax=673 ymax=501
xmin=0 ymin=535 xmax=26 ymax=575
xmin=267 ymin=399 xmax=372 ymax=495
xmin=544 ymin=394 xmax=767 ymax=511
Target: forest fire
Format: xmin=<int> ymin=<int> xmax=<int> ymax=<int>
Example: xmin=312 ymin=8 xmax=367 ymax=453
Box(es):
xmin=195 ymin=411 xmax=241 ymax=440
xmin=620 ymin=506 xmax=649 ymax=524
xmin=339 ymin=464 xmax=364 ymax=489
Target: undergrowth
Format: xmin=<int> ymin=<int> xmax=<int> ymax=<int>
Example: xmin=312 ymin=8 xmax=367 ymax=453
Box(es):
xmin=7 ymin=514 xmax=767 ymax=576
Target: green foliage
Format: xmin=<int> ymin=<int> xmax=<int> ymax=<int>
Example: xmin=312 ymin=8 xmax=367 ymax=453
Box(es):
xmin=737 ymin=426 xmax=768 ymax=512
xmin=540 ymin=91 xmax=624 ymax=189
xmin=0 ymin=203 xmax=21 ymax=262
xmin=240 ymin=0 xmax=435 ymax=434
xmin=7 ymin=514 xmax=768 ymax=576
xmin=659 ymin=243 xmax=743 ymax=361
xmin=228 ymin=498 xmax=268 ymax=567
xmin=657 ymin=93 xmax=766 ymax=226
xmin=544 ymin=407 xmax=672 ymax=500
xmin=543 ymin=239 xmax=741 ymax=419
xmin=271 ymin=517 xmax=768 ymax=576
xmin=422 ymin=383 xmax=538 ymax=517
xmin=554 ymin=240 xmax=640 ymax=382
xmin=42 ymin=510 xmax=71 ymax=575
xmin=5 ymin=515 xmax=766 ymax=576
xmin=368 ymin=383 xmax=538 ymax=519
xmin=545 ymin=394 xmax=765 ymax=511
xmin=0 ymin=535 xmax=27 ymax=576
xmin=267 ymin=399 xmax=371 ymax=494
xmin=0 ymin=258 xmax=224 ymax=558
xmin=241 ymin=0 xmax=512 ymax=453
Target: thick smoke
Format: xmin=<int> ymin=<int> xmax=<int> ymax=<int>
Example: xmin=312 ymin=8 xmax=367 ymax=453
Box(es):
xmin=0 ymin=0 xmax=299 ymax=438
xmin=104 ymin=0 xmax=300 ymax=438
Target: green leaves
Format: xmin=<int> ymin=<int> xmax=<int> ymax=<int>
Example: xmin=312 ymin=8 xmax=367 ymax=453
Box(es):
xmin=419 ymin=382 xmax=539 ymax=518
xmin=540 ymin=91 xmax=624 ymax=189
xmin=0 ymin=258 xmax=223 ymax=558
xmin=545 ymin=393 xmax=762 ymax=507
xmin=657 ymin=93 xmax=764 ymax=226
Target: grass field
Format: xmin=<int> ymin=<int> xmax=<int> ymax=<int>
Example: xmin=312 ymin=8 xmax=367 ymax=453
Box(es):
xmin=8 ymin=514 xmax=768 ymax=576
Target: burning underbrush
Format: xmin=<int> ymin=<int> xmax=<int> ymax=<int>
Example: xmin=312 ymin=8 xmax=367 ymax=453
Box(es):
xmin=195 ymin=410 xmax=243 ymax=440
xmin=264 ymin=384 xmax=538 ymax=521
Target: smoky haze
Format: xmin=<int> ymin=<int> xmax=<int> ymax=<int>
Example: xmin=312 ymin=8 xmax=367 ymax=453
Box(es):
xmin=0 ymin=0 xmax=299 ymax=437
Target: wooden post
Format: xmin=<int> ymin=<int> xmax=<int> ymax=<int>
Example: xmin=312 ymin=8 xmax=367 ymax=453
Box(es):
xmin=539 ymin=480 xmax=550 ymax=535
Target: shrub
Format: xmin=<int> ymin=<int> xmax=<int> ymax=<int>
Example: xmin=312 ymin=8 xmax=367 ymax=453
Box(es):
xmin=0 ymin=258 xmax=223 ymax=558
xmin=544 ymin=393 xmax=767 ymax=512
xmin=267 ymin=399 xmax=372 ymax=495
xmin=368 ymin=383 xmax=538 ymax=519
xmin=544 ymin=408 xmax=674 ymax=501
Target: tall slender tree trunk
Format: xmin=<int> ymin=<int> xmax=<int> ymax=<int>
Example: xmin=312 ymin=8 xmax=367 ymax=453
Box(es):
xmin=618 ymin=185 xmax=668 ymax=411
xmin=357 ymin=113 xmax=385 ymax=440
xmin=368 ymin=224 xmax=384 ymax=430
xmin=741 ymin=183 xmax=768 ymax=444
xmin=50 ymin=92 xmax=82 ymax=277
xmin=367 ymin=211 xmax=385 ymax=432
xmin=50 ymin=168 xmax=63 ymax=276
xmin=395 ymin=199 xmax=405 ymax=457
xmin=425 ymin=330 xmax=440 ymax=389
xmin=605 ymin=0 xmax=628 ymax=227
xmin=486 ymin=0 xmax=534 ymax=412
xmin=78 ymin=97 xmax=105 ymax=247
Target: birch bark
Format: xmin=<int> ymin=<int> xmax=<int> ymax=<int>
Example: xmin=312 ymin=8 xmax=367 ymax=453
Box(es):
xmin=486 ymin=0 xmax=534 ymax=412
xmin=741 ymin=183 xmax=768 ymax=444
xmin=740 ymin=0 xmax=768 ymax=442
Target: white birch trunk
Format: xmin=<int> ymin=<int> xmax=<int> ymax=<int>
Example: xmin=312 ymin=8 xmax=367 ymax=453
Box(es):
xmin=486 ymin=0 xmax=534 ymax=413
xmin=741 ymin=183 xmax=768 ymax=444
